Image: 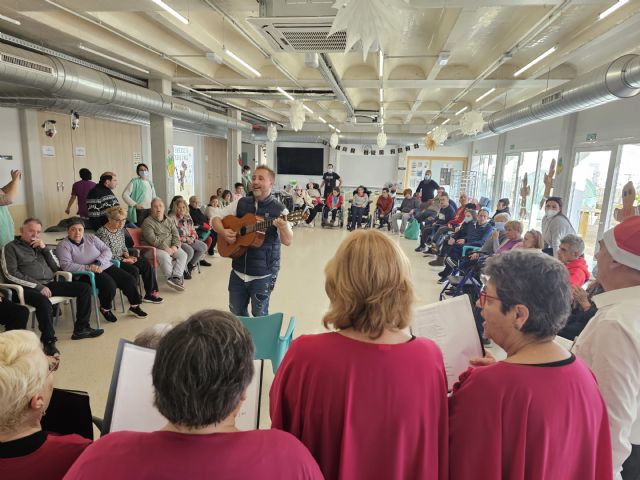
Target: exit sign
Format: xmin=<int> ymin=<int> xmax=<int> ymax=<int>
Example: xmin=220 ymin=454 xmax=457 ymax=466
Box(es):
xmin=586 ymin=133 xmax=597 ymax=142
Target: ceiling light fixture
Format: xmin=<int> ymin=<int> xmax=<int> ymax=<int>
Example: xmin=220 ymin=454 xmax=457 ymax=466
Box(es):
xmin=441 ymin=118 xmax=450 ymax=125
xmin=224 ymin=49 xmax=261 ymax=77
xmin=176 ymin=83 xmax=212 ymax=99
xmin=303 ymin=105 xmax=314 ymax=114
xmin=318 ymin=117 xmax=327 ymax=124
xmin=455 ymin=106 xmax=468 ymax=116
xmin=475 ymin=88 xmax=496 ymax=103
xmin=599 ymin=0 xmax=629 ymax=20
xmin=151 ymin=0 xmax=189 ymax=24
xmin=379 ymin=88 xmax=384 ymax=102
xmin=378 ymin=49 xmax=384 ymax=78
xmin=380 ymin=106 xmax=384 ymax=116
xmin=336 ymin=128 xmax=341 ymax=133
xmin=513 ymin=46 xmax=557 ymax=77
xmin=329 ymin=124 xmax=336 ymax=130
xmin=437 ymin=51 xmax=450 ymax=66
xmin=276 ymin=87 xmax=294 ymax=101
xmin=77 ymin=45 xmax=149 ymax=74
xmin=0 ymin=13 xmax=21 ymax=25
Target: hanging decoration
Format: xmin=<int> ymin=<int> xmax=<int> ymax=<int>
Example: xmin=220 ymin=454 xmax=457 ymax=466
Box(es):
xmin=329 ymin=0 xmax=412 ymax=61
xmin=431 ymin=126 xmax=449 ymax=145
xmin=376 ymin=130 xmax=387 ymax=149
xmin=459 ymin=110 xmax=484 ymax=136
xmin=424 ymin=133 xmax=437 ymax=151
xmin=267 ymin=123 xmax=278 ymax=142
xmin=329 ymin=132 xmax=339 ymax=148
xmin=519 ymin=173 xmax=531 ymax=220
xmin=289 ymin=100 xmax=305 ymax=132
xmin=540 ymin=158 xmax=556 ymax=207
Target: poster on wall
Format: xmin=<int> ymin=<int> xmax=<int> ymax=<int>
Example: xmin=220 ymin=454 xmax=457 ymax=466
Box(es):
xmin=407 ymin=158 xmax=431 ymax=192
xmin=173 ymin=145 xmax=195 ymax=200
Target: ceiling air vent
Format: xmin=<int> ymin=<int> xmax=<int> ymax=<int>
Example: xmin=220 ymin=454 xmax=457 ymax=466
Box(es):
xmin=246 ymin=16 xmax=349 ymax=53
xmin=541 ymin=91 xmax=563 ymax=105
xmin=0 ymin=53 xmax=54 ymax=75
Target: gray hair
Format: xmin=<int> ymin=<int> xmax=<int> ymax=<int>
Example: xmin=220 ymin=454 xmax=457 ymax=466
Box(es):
xmin=560 ymin=234 xmax=585 ymax=255
xmin=150 ymin=197 xmax=164 ymax=207
xmin=152 ymin=310 xmax=255 ymax=428
xmin=134 ymin=323 xmax=175 ymax=350
xmin=483 ymin=249 xmax=572 ymax=340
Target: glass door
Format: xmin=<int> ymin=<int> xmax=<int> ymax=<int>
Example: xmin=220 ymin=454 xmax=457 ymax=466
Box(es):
xmin=530 ymin=150 xmax=559 ymax=231
xmin=569 ymin=150 xmax=613 ymax=258
xmin=501 ymin=154 xmax=520 ymax=207
xmin=609 ymin=144 xmax=640 ymax=228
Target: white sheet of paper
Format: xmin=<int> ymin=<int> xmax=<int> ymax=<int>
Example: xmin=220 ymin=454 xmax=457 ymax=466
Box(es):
xmin=107 ymin=342 xmax=260 ymax=432
xmin=412 ymin=295 xmax=483 ymax=389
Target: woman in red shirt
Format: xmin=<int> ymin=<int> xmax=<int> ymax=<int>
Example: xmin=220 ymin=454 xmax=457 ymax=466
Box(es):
xmin=0 ymin=330 xmax=91 ymax=479
xmin=270 ymin=229 xmax=448 ymax=480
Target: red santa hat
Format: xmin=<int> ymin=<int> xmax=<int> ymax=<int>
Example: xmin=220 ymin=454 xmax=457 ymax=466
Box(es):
xmin=602 ymin=216 xmax=640 ymax=270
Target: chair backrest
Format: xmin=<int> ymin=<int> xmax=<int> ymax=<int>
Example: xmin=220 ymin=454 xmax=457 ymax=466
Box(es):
xmin=238 ymin=313 xmax=295 ymax=374
xmin=127 ymin=227 xmax=144 ymax=246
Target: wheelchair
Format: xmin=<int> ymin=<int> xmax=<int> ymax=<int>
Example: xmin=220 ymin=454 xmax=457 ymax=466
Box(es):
xmin=321 ymin=204 xmax=344 ymax=228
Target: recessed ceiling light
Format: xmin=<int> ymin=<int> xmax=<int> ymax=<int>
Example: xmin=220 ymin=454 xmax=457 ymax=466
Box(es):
xmin=455 ymin=106 xmax=468 ymax=116
xmin=475 ymin=88 xmax=496 ymax=103
xmin=513 ymin=46 xmax=557 ymax=77
xmin=441 ymin=119 xmax=450 ymax=125
xmin=318 ymin=117 xmax=327 ymax=124
xmin=224 ymin=49 xmax=261 ymax=77
xmin=78 ymin=44 xmax=149 ymax=74
xmin=379 ymin=88 xmax=384 ymax=103
xmin=335 ymin=128 xmax=341 ymax=133
xmin=599 ymin=0 xmax=629 ymax=20
xmin=151 ymin=0 xmax=189 ymax=24
xmin=0 ymin=13 xmax=21 ymax=25
xmin=378 ymin=50 xmax=384 ymax=78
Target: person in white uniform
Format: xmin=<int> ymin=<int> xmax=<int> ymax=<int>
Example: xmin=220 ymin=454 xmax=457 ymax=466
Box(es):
xmin=574 ymin=216 xmax=640 ymax=480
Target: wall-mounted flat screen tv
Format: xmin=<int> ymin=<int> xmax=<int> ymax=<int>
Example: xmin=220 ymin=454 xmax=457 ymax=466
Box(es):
xmin=276 ymin=147 xmax=324 ymax=175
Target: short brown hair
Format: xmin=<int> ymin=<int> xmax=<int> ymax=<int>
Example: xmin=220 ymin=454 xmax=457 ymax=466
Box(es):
xmin=255 ymin=165 xmax=275 ymax=182
xmin=403 ymin=188 xmax=412 ymax=196
xmin=323 ymin=230 xmax=415 ymax=339
xmin=505 ymin=220 xmax=523 ymax=234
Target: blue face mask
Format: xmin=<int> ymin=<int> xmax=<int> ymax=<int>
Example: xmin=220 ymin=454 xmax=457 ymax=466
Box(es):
xmin=495 ymin=222 xmax=506 ymax=231
xmin=139 ymin=170 xmax=149 ymax=178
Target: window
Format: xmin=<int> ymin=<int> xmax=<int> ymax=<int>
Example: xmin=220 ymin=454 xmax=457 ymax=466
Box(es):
xmin=609 ymin=144 xmax=640 ymax=228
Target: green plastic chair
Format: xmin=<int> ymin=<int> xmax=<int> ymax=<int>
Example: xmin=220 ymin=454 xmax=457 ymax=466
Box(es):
xmin=462 ymin=245 xmax=481 ymax=257
xmin=238 ymin=313 xmax=296 ymax=374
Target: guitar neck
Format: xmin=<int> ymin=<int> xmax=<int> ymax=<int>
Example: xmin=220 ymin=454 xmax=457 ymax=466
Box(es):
xmin=248 ymin=216 xmax=278 ymax=233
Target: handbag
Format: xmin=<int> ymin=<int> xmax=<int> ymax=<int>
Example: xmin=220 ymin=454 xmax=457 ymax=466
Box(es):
xmin=404 ymin=219 xmax=420 ymax=240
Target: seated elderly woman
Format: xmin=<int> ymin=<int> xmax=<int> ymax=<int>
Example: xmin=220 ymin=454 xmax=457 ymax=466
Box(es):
xmin=493 ymin=219 xmax=523 ymax=254
xmin=449 ymin=250 xmax=613 ymax=480
xmin=556 ymin=233 xmax=590 ymax=287
xmin=65 ymin=310 xmax=323 ymax=479
xmin=291 ymin=185 xmax=316 ymax=227
xmin=56 ymin=217 xmax=148 ymax=322
xmin=0 ymin=330 xmax=91 ymax=479
xmin=96 ymin=206 xmax=163 ymax=304
xmin=187 ymin=196 xmax=214 ymax=265
xmin=519 ymin=229 xmax=544 ymax=250
xmin=270 ymin=230 xmax=448 ymax=480
xmin=168 ymin=198 xmax=209 ymax=279
xmin=347 ymin=185 xmax=369 ymax=231
xmin=468 ymin=212 xmax=511 ymax=261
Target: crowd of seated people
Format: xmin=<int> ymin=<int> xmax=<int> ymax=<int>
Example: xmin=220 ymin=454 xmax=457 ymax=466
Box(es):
xmin=5 ymin=226 xmax=638 ymax=480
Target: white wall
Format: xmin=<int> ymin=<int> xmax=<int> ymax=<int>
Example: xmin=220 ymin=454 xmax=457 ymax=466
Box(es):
xmin=0 ymin=107 xmax=26 ymax=204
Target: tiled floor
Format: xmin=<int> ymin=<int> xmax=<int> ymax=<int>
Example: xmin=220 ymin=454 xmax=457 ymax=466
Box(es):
xmin=50 ymin=226 xmax=448 ymax=428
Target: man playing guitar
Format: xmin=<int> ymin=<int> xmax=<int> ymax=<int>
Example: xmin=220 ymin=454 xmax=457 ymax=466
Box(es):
xmin=211 ymin=166 xmax=293 ymax=317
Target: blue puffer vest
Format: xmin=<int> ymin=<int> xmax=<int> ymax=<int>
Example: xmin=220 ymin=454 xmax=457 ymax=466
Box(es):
xmin=232 ymin=194 xmax=285 ymax=276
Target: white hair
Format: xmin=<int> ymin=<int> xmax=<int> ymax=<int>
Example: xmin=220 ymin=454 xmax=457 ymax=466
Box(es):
xmin=0 ymin=330 xmax=48 ymax=433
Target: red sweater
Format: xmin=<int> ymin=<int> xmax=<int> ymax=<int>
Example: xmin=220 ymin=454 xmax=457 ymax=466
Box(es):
xmin=450 ymin=206 xmax=467 ymax=226
xmin=376 ymin=195 xmax=394 ymax=214
xmin=326 ymin=193 xmax=343 ymax=210
xmin=566 ymin=257 xmax=590 ymax=287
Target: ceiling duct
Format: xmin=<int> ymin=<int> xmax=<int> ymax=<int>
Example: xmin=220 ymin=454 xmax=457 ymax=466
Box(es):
xmin=0 ymin=43 xmax=252 ymax=132
xmin=446 ymin=54 xmax=640 ymax=144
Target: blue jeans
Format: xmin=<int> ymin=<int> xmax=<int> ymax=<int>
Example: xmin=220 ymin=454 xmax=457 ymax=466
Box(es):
xmin=228 ymin=271 xmax=274 ymax=317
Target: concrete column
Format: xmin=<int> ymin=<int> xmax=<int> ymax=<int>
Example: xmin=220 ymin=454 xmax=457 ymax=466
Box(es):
xmin=18 ymin=109 xmax=44 ymax=218
xmin=492 ymin=133 xmax=507 ymax=206
xmin=148 ymin=78 xmax=173 ymax=203
xmin=553 ymin=113 xmax=578 ymax=201
xmin=227 ymin=109 xmax=242 ymax=186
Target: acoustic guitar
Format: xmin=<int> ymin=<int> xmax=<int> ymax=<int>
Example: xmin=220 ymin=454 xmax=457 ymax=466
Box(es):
xmin=217 ymin=210 xmax=309 ymax=258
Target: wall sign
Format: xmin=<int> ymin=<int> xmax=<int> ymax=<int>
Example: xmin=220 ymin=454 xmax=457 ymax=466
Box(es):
xmin=586 ymin=133 xmax=597 ymax=142
xmin=74 ymin=146 xmax=86 ymax=156
xmin=41 ymin=145 xmax=55 ymax=156
xmin=0 ymin=154 xmax=13 ymax=160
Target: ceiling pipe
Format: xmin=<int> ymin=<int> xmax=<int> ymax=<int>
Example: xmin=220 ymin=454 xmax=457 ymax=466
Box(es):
xmin=0 ymin=96 xmax=228 ymax=138
xmin=445 ymin=54 xmax=640 ymax=144
xmin=317 ymin=53 xmax=356 ymax=119
xmin=0 ymin=43 xmax=252 ymax=132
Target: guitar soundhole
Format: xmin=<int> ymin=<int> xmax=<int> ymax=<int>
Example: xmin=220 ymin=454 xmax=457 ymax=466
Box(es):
xmin=240 ymin=226 xmax=247 ymax=235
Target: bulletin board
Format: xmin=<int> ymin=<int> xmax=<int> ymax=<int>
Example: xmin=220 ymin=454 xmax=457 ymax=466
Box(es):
xmin=405 ymin=156 xmax=467 ymax=193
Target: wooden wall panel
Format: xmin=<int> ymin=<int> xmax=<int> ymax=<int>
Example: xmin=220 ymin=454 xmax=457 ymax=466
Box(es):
xmin=203 ymin=137 xmax=227 ymax=198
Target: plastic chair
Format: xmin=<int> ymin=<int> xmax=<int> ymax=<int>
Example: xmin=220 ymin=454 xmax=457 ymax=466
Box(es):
xmin=127 ymin=227 xmax=158 ymax=267
xmin=237 ymin=313 xmax=296 ymax=374
xmin=462 ymin=245 xmax=481 ymax=257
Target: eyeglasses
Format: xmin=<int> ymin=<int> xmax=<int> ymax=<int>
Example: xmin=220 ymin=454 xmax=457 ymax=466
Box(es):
xmin=48 ymin=357 xmax=60 ymax=374
xmin=478 ymin=288 xmax=501 ymax=308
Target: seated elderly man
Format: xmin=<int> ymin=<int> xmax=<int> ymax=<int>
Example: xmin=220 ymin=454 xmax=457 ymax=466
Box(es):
xmin=390 ymin=188 xmax=421 ymax=235
xmin=1 ymin=218 xmax=103 ymax=356
xmin=557 ymin=234 xmax=590 ymax=287
xmin=141 ymin=198 xmax=187 ymax=291
xmin=65 ymin=309 xmax=323 ymax=479
xmin=417 ymin=193 xmax=456 ymax=247
xmin=0 ymin=330 xmax=92 ymax=478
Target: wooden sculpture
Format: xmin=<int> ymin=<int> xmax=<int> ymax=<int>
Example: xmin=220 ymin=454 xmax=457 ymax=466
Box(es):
xmin=519 ymin=173 xmax=531 ymax=219
xmin=540 ymin=158 xmax=556 ymax=208
xmin=614 ymin=181 xmax=639 ymax=222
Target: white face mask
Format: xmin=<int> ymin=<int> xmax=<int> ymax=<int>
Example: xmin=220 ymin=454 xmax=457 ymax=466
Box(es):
xmin=425 ymin=175 xmax=431 ymax=180
xmin=545 ymin=209 xmax=559 ymax=218
xmin=463 ymin=216 xmax=473 ymax=223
